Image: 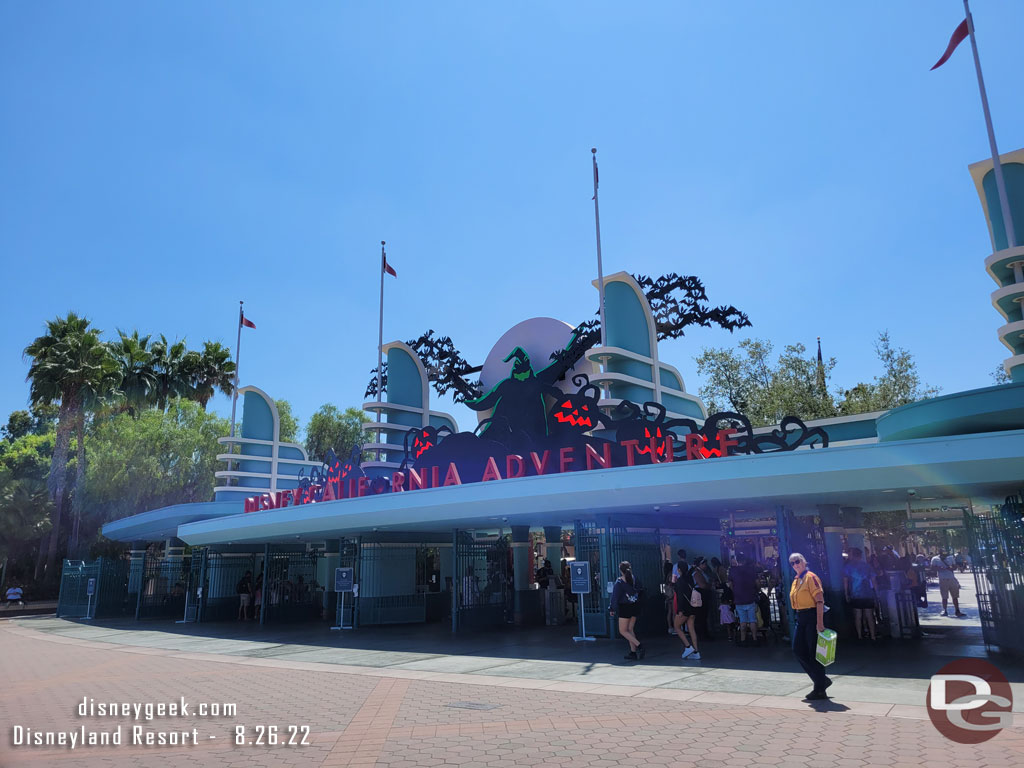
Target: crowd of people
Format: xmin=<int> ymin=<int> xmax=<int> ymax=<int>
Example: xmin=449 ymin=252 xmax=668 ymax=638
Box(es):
xmin=607 ymin=549 xmax=782 ymax=662
xmin=606 ymin=543 xmax=973 ymax=701
xmin=236 ymin=570 xmax=321 ymax=620
xmin=608 ymin=549 xmax=832 ymax=698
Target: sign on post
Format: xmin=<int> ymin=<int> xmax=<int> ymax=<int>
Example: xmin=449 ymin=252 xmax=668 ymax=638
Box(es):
xmin=82 ymin=577 xmax=96 ymax=620
xmin=569 ymin=561 xmax=595 ymax=643
xmin=334 ymin=567 xmax=354 ymax=593
xmin=331 ymin=567 xmax=355 ymax=631
xmin=570 ymin=561 xmax=591 ymax=594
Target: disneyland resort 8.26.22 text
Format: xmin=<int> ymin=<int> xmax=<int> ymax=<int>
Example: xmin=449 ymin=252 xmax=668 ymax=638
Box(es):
xmin=10 ymin=696 xmax=311 ymax=750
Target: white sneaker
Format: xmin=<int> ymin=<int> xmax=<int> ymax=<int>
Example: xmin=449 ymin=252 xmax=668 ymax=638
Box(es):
xmin=691 ymin=652 xmax=701 ymax=660
xmin=681 ymin=647 xmax=695 ymax=659
xmin=668 ymin=628 xmax=677 ymax=635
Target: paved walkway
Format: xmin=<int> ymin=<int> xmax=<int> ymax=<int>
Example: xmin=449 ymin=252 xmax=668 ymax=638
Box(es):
xmin=8 ymin=577 xmax=1022 ymax=713
xmin=1 ymin=617 xmax=1023 ymax=767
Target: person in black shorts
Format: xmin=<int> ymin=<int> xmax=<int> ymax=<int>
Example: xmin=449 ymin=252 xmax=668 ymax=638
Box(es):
xmin=843 ymin=547 xmax=878 ymax=640
xmin=609 ymin=561 xmax=644 ymax=660
xmin=673 ymin=560 xmax=701 ymax=660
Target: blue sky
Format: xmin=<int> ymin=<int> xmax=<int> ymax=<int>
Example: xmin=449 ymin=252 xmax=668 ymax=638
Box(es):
xmin=2 ymin=2 xmax=1022 ymax=437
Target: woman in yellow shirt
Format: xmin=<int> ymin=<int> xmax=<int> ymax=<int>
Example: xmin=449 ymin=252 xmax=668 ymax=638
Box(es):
xmin=788 ymin=553 xmax=832 ymax=700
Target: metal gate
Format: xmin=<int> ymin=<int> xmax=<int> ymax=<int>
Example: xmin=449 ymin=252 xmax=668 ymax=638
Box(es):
xmin=453 ymin=530 xmax=511 ymax=631
xmin=57 ymin=560 xmax=100 ymax=618
xmin=573 ymin=520 xmax=609 ymax=636
xmin=57 ymin=558 xmax=135 ymax=619
xmin=333 ymin=537 xmax=360 ymax=628
xmin=608 ymin=527 xmax=665 ymax=635
xmin=196 ymin=552 xmax=258 ymax=622
xmin=262 ymin=550 xmax=321 ymax=623
xmin=177 ymin=551 xmax=204 ymax=622
xmin=966 ymin=494 xmax=1024 ymax=654
xmin=776 ymin=507 xmax=831 ymax=635
xmin=359 ymin=543 xmax=425 ymax=625
xmin=136 ymin=551 xmax=192 ymax=619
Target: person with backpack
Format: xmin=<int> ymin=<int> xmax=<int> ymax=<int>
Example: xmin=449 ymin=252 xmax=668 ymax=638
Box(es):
xmin=691 ymin=557 xmax=713 ymax=639
xmin=609 ymin=561 xmax=644 ymax=660
xmin=672 ymin=557 xmax=702 ymax=660
xmin=237 ymin=570 xmax=253 ymax=620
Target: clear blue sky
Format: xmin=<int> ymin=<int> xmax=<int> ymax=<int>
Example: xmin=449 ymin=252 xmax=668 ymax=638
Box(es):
xmin=2 ymin=2 xmax=1021 ymax=437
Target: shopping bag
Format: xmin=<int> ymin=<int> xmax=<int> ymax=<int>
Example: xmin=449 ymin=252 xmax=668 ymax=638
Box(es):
xmin=815 ymin=629 xmax=837 ymax=666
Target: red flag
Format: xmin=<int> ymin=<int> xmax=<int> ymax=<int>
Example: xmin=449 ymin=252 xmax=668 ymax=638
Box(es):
xmin=383 ymin=255 xmax=397 ymax=278
xmin=931 ymin=19 xmax=969 ymax=70
xmin=241 ymin=313 xmax=256 ymax=329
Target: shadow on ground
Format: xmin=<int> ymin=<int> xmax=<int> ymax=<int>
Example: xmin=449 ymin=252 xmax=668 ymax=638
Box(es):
xmin=20 ymin=610 xmax=1022 ymax=685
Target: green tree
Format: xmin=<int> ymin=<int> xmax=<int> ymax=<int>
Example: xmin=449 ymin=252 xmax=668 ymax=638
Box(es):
xmin=864 ymin=509 xmax=913 ymax=551
xmin=0 ymin=431 xmax=55 ymax=482
xmin=110 ymin=329 xmax=156 ymax=417
xmin=0 ymin=423 xmax=56 ymax=582
xmin=191 ymin=341 xmax=236 ymax=410
xmin=304 ymin=405 xmax=368 ymax=462
xmin=0 ymin=470 xmax=52 ymax=566
xmin=83 ymin=399 xmax=228 ymax=545
xmin=23 ymin=312 xmax=119 ymax=579
xmin=990 ymin=365 xmax=1011 ymax=385
xmin=275 ymin=399 xmax=299 ymax=443
xmin=697 ymin=332 xmax=938 ymax=427
xmin=695 ymin=339 xmax=837 ymax=427
xmin=2 ymin=411 xmax=33 ymax=441
xmin=837 ymin=332 xmax=939 ymax=414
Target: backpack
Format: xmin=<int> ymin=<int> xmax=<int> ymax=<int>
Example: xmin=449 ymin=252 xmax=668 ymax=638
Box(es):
xmin=674 ymin=569 xmax=702 ymax=608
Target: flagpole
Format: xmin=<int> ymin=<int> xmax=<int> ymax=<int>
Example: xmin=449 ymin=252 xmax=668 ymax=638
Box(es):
xmin=229 ymin=300 xmax=243 ymax=439
xmin=592 ymin=148 xmax=607 ymax=347
xmin=964 ymin=0 xmax=1017 ymax=248
xmin=377 ymin=241 xmax=385 ymax=459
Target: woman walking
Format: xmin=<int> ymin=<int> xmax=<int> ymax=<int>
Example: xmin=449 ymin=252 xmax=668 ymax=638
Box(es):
xmin=673 ymin=558 xmax=701 ymax=660
xmin=788 ymin=553 xmax=831 ymax=700
xmin=609 ymin=561 xmax=644 ymax=660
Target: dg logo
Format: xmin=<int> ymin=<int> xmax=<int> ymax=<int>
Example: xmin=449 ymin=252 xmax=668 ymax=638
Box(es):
xmin=927 ymin=659 xmax=1014 ymax=744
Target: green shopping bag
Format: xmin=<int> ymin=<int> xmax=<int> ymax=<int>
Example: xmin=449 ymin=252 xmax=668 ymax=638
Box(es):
xmin=815 ymin=629 xmax=837 ymax=666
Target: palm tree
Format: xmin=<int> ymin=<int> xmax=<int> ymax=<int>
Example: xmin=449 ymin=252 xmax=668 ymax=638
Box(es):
xmin=191 ymin=341 xmax=237 ymax=410
xmin=110 ymin=330 xmax=156 ymax=418
xmin=150 ymin=335 xmax=194 ymax=410
xmin=0 ymin=474 xmax=52 ymax=560
xmin=24 ymin=312 xmax=119 ymax=578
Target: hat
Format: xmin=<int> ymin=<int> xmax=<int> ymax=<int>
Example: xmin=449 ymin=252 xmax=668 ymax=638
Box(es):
xmin=693 ymin=556 xmax=707 ymax=566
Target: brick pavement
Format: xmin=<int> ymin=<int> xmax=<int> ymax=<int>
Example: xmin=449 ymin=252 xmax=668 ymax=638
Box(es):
xmin=1 ymin=621 xmax=1022 ymax=768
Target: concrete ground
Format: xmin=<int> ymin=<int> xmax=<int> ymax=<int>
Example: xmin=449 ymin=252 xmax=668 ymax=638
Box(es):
xmin=1 ymin=576 xmax=1021 ymax=767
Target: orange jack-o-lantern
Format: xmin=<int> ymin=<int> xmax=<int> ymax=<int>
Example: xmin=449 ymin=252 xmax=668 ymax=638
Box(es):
xmin=412 ymin=432 xmax=435 ymax=458
xmin=405 ymin=425 xmax=443 ymax=462
xmin=332 ymin=445 xmax=363 ymax=480
xmin=637 ymin=425 xmax=669 ymax=459
xmin=550 ymin=389 xmax=599 ymax=434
